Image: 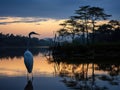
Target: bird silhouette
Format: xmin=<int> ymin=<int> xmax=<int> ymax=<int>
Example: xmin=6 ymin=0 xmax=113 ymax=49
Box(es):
xmin=24 ymin=32 xmax=39 ymax=80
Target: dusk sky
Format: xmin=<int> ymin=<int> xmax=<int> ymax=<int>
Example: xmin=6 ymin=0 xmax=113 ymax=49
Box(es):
xmin=0 ymin=0 xmax=119 ymax=38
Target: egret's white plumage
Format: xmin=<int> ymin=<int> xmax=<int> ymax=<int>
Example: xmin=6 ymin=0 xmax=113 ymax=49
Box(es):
xmin=24 ymin=50 xmax=33 ymax=73
xmin=24 ymin=31 xmax=39 ymax=75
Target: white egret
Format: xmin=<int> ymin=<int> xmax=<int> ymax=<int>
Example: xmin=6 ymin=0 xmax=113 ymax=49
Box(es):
xmin=24 ymin=32 xmax=39 ymax=79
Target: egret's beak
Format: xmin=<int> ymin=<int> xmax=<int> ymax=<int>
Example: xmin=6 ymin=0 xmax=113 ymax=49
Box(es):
xmin=34 ymin=33 xmax=40 ymax=36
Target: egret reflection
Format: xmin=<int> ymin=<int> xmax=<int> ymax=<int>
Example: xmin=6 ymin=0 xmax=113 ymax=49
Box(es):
xmin=24 ymin=80 xmax=33 ymax=90
xmin=24 ymin=32 xmax=40 ymax=80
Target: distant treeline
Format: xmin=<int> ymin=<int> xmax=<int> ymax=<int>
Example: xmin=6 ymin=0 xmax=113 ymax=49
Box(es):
xmin=0 ymin=33 xmax=53 ymax=47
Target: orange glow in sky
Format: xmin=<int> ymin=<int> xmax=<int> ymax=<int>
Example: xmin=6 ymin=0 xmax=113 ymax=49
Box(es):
xmin=0 ymin=17 xmax=64 ymax=39
xmin=0 ymin=17 xmax=108 ymax=39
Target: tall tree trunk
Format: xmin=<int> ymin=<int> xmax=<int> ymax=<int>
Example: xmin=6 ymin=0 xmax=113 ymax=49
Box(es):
xmin=82 ymin=28 xmax=85 ymax=44
xmin=92 ymin=20 xmax=95 ymax=44
xmin=85 ymin=19 xmax=89 ymax=45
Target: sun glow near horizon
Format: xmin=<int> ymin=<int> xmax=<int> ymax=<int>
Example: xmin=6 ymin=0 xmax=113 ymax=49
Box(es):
xmin=0 ymin=17 xmax=64 ymax=39
xmin=0 ymin=17 xmax=109 ymax=39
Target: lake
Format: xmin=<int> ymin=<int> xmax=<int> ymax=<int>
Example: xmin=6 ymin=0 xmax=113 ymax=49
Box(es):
xmin=0 ymin=47 xmax=120 ymax=90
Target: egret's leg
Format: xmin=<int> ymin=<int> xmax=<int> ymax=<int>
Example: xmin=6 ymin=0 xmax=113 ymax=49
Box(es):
xmin=27 ymin=72 xmax=29 ymax=81
xmin=32 ymin=73 xmax=33 ymax=81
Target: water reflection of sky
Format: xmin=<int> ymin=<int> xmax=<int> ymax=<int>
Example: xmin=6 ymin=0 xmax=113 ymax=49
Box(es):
xmin=0 ymin=49 xmax=120 ymax=90
xmin=0 ymin=77 xmax=68 ymax=90
xmin=0 ymin=52 xmax=68 ymax=90
xmin=0 ymin=53 xmax=54 ymax=77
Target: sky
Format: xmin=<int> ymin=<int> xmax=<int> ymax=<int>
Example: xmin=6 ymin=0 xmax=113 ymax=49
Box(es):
xmin=0 ymin=0 xmax=119 ymax=38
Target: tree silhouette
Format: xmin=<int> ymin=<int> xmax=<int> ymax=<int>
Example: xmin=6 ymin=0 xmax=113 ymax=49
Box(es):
xmin=109 ymin=20 xmax=120 ymax=30
xmin=65 ymin=17 xmax=78 ymax=41
xmin=88 ymin=6 xmax=111 ymax=43
xmin=74 ymin=5 xmax=90 ymax=44
xmin=59 ymin=17 xmax=81 ymax=42
xmin=57 ymin=28 xmax=69 ymax=41
xmin=0 ymin=33 xmax=52 ymax=47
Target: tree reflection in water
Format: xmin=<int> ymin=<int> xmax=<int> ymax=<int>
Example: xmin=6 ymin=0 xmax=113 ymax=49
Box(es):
xmin=0 ymin=47 xmax=49 ymax=59
xmin=47 ymin=52 xmax=120 ymax=90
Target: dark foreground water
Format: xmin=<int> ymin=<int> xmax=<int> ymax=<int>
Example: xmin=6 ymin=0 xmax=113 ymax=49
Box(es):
xmin=0 ymin=76 xmax=67 ymax=90
xmin=0 ymin=47 xmax=120 ymax=90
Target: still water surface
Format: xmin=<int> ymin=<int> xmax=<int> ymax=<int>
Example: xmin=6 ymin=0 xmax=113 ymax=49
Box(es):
xmin=0 ymin=48 xmax=120 ymax=90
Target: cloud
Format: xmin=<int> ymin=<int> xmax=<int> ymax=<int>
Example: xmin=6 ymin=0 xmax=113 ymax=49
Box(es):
xmin=0 ymin=0 xmax=119 ymax=19
xmin=0 ymin=22 xmax=8 ymax=25
xmin=0 ymin=17 xmax=8 ymax=20
xmin=0 ymin=17 xmax=49 ymax=25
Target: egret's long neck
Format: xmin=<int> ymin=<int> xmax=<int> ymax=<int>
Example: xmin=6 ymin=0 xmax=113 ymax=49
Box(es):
xmin=27 ymin=35 xmax=31 ymax=50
